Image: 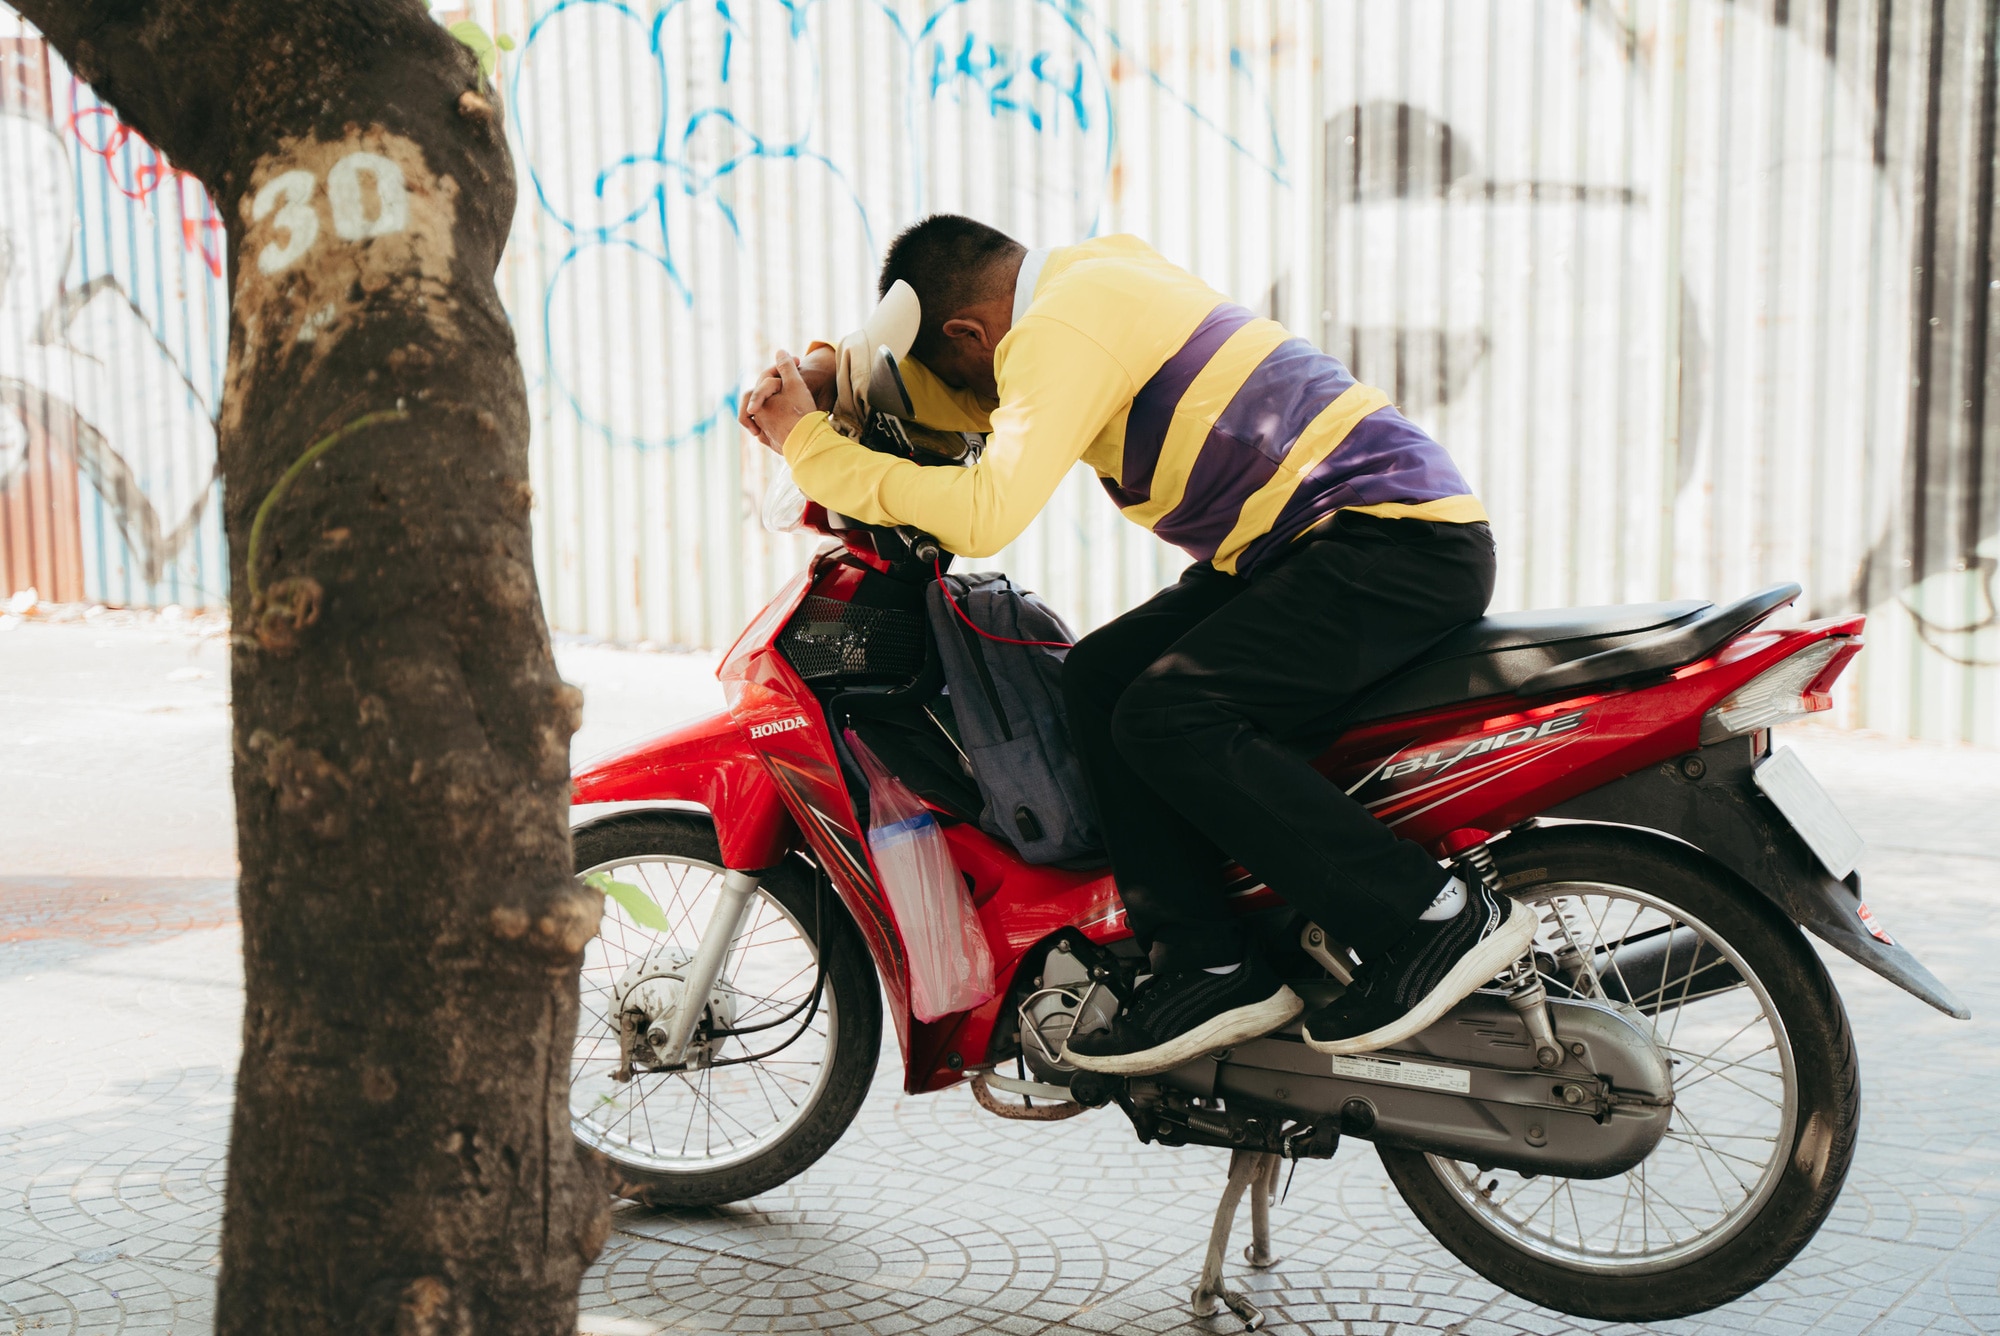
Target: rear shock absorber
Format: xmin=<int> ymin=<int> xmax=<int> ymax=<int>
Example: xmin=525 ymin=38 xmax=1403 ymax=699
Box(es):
xmin=1455 ymin=840 xmax=1503 ymax=896
xmin=1503 ymin=962 xmax=1565 ymax=1070
xmin=1457 ymin=839 xmax=1564 ymax=1070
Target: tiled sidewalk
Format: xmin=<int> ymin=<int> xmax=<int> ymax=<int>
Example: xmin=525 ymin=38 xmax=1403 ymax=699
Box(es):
xmin=2 ymin=871 xmax=1994 ymax=1336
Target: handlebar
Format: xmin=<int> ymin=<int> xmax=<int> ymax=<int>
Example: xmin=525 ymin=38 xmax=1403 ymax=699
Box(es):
xmin=894 ymin=526 xmax=942 ymax=565
xmin=831 ymin=412 xmax=952 ymax=566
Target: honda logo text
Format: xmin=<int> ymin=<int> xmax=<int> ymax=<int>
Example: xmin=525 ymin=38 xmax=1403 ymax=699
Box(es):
xmin=748 ymin=715 xmax=811 ymax=740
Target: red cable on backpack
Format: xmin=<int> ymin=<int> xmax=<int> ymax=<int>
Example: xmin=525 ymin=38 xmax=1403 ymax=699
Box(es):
xmin=932 ymin=556 xmax=1074 ymax=649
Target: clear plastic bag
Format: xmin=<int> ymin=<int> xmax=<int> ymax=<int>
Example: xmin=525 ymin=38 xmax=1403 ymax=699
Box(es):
xmin=759 ymin=457 xmax=811 ymax=533
xmin=847 ymin=730 xmax=997 ymax=1021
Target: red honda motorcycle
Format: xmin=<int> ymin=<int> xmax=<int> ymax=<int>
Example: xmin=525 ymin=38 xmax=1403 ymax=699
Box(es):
xmin=567 ymin=435 xmax=1965 ymax=1325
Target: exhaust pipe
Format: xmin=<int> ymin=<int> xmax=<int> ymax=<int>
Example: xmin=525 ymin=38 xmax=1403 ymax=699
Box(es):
xmin=1580 ymin=926 xmax=1743 ymax=1014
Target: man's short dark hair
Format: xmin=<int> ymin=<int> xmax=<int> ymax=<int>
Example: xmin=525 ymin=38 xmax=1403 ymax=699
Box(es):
xmin=878 ymin=214 xmax=1025 ymax=362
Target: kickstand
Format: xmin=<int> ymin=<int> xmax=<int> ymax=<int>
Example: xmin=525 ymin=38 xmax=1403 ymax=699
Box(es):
xmin=1190 ymin=1149 xmax=1283 ymax=1330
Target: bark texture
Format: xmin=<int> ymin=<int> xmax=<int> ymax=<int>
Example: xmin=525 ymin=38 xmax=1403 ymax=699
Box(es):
xmin=12 ymin=2 xmax=608 ymax=1330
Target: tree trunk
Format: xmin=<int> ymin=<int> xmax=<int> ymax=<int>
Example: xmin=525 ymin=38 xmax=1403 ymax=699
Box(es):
xmin=13 ymin=2 xmax=609 ymax=1329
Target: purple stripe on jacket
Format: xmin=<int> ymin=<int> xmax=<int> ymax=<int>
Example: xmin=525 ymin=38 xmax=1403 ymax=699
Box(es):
xmin=1233 ymin=406 xmax=1473 ymax=573
xmin=1147 ymin=335 xmax=1357 ymax=560
xmin=1114 ymin=302 xmax=1257 ymax=503
xmin=1095 ymin=304 xmax=1475 ymax=573
xmin=1208 ymin=337 xmax=1358 ymax=466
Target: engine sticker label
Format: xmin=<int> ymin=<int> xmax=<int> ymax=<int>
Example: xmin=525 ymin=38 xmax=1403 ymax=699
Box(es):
xmin=1328 ymin=1054 xmax=1472 ymax=1094
xmin=1857 ymin=902 xmax=1897 ymax=945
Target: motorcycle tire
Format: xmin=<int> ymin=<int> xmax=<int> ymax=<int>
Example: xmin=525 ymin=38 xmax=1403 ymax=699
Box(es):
xmin=1378 ymin=825 xmax=1860 ymax=1321
xmin=571 ymin=810 xmax=881 ymax=1207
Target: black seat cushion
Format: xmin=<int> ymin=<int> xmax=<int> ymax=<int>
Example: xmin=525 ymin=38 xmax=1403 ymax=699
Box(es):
xmin=1343 ymin=599 xmax=1713 ymax=724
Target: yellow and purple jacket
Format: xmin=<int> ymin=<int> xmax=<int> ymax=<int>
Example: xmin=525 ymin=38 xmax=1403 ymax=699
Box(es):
xmin=782 ymin=234 xmax=1485 ymax=574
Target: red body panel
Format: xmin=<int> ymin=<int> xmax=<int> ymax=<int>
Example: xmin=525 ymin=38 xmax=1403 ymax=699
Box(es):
xmin=571 ymin=544 xmax=1866 ymax=1097
xmin=570 ymin=709 xmax=798 ymax=870
xmin=1316 ymin=618 xmax=1863 ymax=846
xmin=904 ymin=823 xmax=1133 ymax=1093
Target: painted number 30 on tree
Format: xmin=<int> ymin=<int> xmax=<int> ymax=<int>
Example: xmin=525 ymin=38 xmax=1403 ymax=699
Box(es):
xmin=250 ymin=151 xmax=410 ymax=274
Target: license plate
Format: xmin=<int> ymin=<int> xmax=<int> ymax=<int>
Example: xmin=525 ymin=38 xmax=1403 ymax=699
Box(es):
xmin=1754 ymin=747 xmax=1865 ymax=879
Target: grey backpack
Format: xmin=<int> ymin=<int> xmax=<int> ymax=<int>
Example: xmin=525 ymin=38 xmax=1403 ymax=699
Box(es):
xmin=925 ymin=573 xmax=1104 ymax=865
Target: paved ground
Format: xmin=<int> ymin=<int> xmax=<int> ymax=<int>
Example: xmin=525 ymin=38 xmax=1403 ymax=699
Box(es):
xmin=3 ymin=615 xmax=1997 ymax=1335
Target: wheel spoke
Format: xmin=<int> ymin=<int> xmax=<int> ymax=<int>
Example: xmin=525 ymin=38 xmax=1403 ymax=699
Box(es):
xmin=1638 ymin=1159 xmax=1650 ymax=1251
xmin=1612 ymin=1165 xmax=1636 ymax=1250
xmin=1667 ymin=1108 xmax=1762 ymax=1195
xmin=1660 ymin=1132 xmax=1778 ymax=1173
xmin=1578 ymin=895 xmax=1646 ymax=1023
xmin=1667 ymin=1036 xmax=1784 ymax=1107
xmin=1666 ymin=1041 xmax=1782 ymax=1098
xmin=1628 ymin=957 xmax=1739 ymax=1013
xmin=1543 ymin=897 xmax=1608 ymax=1000
xmin=744 ymin=1060 xmax=793 ymax=1120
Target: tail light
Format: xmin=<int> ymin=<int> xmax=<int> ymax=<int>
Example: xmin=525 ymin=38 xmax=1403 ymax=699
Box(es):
xmin=1699 ymin=636 xmax=1861 ymax=743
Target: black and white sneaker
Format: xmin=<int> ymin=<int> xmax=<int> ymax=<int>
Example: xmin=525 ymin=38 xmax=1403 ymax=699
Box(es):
xmin=1061 ymin=955 xmax=1303 ymax=1077
xmin=1301 ymin=880 xmax=1534 ymax=1056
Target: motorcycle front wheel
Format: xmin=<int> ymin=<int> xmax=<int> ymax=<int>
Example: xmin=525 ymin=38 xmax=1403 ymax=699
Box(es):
xmin=570 ymin=810 xmax=881 ymax=1207
xmin=1379 ymin=825 xmax=1860 ymax=1321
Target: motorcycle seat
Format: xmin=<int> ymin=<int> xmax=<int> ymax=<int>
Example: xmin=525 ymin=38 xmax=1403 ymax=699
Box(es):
xmin=1342 ymin=598 xmax=1713 ymax=724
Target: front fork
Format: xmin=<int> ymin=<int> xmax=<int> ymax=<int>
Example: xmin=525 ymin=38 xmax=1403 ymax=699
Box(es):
xmin=650 ymin=868 xmax=762 ymax=1067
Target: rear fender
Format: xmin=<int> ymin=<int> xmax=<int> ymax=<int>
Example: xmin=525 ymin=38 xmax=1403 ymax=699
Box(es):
xmin=570 ymin=708 xmax=797 ymax=871
xmin=1545 ymin=734 xmax=1969 ymax=1018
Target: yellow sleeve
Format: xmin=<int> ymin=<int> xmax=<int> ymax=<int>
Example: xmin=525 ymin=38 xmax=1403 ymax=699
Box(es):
xmin=784 ymin=318 xmax=1133 ymax=558
xmin=893 ymin=357 xmax=997 ymax=433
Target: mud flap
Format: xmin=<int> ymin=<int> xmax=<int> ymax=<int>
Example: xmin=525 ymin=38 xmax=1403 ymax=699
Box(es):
xmin=1547 ymin=734 xmax=1969 ymax=1020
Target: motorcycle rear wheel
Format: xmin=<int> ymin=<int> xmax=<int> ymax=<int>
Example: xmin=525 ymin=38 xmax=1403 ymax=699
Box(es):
xmin=570 ymin=811 xmax=881 ymax=1207
xmin=1378 ymin=826 xmax=1859 ymax=1321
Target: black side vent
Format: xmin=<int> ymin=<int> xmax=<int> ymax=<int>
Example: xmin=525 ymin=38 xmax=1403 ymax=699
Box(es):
xmin=777 ymin=595 xmax=927 ymax=684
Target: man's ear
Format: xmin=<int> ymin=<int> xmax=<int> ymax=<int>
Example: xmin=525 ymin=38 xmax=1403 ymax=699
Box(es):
xmin=940 ymin=314 xmax=997 ymax=353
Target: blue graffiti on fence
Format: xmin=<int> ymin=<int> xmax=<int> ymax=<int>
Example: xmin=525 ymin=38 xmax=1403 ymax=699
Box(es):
xmin=893 ymin=0 xmax=1114 ymax=190
xmin=926 ymin=31 xmax=1095 ymax=133
xmin=509 ymin=0 xmax=1290 ymax=451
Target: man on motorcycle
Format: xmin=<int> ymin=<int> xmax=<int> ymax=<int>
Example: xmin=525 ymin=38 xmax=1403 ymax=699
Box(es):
xmin=740 ymin=215 xmax=1532 ymax=1076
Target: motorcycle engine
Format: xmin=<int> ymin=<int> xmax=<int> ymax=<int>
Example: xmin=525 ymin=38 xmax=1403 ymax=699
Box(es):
xmin=1017 ymin=939 xmax=1119 ymax=1084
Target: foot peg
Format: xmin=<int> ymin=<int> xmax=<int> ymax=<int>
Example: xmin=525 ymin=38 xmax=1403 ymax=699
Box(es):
xmin=1065 ymin=1068 xmax=1125 ymax=1108
xmin=1190 ymin=1148 xmax=1282 ymax=1331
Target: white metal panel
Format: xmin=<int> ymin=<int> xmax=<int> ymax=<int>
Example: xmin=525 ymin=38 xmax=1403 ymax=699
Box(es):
xmin=2 ymin=0 xmax=1995 ymax=744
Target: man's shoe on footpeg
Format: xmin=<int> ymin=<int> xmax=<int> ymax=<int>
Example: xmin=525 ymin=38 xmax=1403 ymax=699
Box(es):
xmin=1062 ymin=954 xmax=1303 ymax=1077
xmin=1302 ymin=877 xmax=1535 ymax=1056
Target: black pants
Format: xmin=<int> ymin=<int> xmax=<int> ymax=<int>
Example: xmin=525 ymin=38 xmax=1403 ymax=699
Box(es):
xmin=1062 ymin=513 xmax=1497 ymax=970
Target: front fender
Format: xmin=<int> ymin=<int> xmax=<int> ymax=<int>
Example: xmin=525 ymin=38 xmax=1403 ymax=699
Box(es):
xmin=571 ymin=709 xmax=798 ymax=871
xmin=1547 ymin=734 xmax=1968 ymax=1019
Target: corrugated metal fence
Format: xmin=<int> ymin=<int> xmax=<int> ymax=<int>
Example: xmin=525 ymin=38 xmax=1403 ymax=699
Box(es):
xmin=1 ymin=1 xmax=1995 ymax=743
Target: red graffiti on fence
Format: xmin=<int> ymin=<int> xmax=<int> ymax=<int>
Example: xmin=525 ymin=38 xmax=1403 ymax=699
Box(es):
xmin=66 ymin=101 xmax=225 ymax=279
xmin=0 ymin=37 xmax=55 ymax=120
